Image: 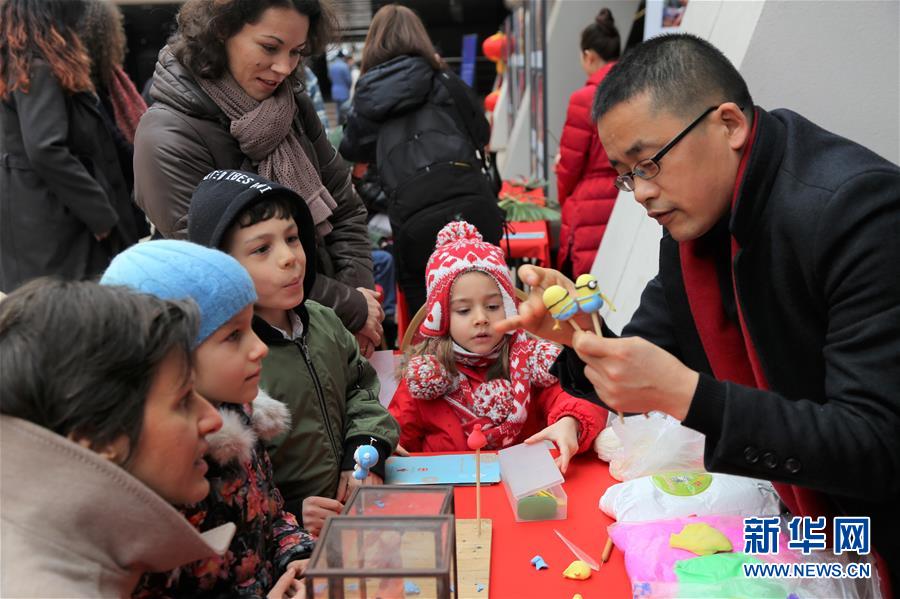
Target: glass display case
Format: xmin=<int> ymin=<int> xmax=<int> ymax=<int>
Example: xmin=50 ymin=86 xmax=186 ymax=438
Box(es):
xmin=342 ymin=485 xmax=455 ymax=517
xmin=305 ymin=515 xmax=458 ymax=598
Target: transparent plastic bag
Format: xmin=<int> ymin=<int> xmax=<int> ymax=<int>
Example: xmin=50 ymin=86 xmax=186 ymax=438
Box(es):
xmin=600 ymin=471 xmax=781 ymax=522
xmin=606 ymin=412 xmax=705 ymax=481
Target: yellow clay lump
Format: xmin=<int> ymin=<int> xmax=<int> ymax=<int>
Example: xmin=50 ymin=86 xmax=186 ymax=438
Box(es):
xmin=669 ymin=522 xmax=733 ymax=556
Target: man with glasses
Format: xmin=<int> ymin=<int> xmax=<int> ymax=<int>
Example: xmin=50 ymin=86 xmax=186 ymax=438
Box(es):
xmin=499 ymin=33 xmax=900 ymax=586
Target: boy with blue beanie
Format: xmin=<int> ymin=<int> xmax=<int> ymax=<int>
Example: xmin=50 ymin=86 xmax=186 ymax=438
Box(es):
xmin=102 ymin=239 xmax=256 ymax=346
xmin=101 ymin=240 xmax=313 ymax=598
xmin=188 ymin=169 xmax=400 ymax=536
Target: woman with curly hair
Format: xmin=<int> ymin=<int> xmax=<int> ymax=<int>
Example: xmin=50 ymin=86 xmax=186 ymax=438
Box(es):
xmin=0 ymin=0 xmax=140 ymax=292
xmin=134 ymin=0 xmax=384 ymax=354
xmin=77 ymin=0 xmax=147 ymax=145
xmin=77 ymin=0 xmax=151 ymax=236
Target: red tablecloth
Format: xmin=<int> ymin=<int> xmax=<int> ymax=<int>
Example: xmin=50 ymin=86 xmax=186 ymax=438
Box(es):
xmin=452 ymin=453 xmax=631 ymax=598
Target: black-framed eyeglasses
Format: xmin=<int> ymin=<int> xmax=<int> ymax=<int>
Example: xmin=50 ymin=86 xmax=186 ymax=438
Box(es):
xmin=614 ymin=105 xmax=722 ymax=192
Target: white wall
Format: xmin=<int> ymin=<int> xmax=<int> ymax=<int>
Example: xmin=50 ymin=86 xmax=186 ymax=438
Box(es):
xmin=498 ymin=94 xmax=533 ymax=179
xmin=742 ymin=1 xmax=899 ymax=164
xmin=590 ymin=192 xmax=662 ymax=334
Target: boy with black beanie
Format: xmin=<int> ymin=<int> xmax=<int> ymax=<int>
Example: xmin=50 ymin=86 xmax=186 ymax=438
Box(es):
xmin=189 ymin=169 xmax=399 ymax=535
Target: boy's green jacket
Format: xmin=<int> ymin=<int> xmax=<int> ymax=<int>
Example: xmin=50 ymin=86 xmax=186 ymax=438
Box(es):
xmin=254 ymin=300 xmax=399 ymax=519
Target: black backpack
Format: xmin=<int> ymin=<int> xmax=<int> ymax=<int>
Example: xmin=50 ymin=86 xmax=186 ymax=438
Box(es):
xmin=376 ymin=70 xmax=506 ymax=314
xmin=388 ymin=156 xmax=507 ymax=315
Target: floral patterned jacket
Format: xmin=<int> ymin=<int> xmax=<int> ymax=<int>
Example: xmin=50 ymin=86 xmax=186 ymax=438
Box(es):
xmin=133 ymin=392 xmax=314 ymax=598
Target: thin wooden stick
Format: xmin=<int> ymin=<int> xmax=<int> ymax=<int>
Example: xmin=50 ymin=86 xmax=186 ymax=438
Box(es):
xmin=467 ymin=425 xmax=487 ymax=537
xmin=568 ymin=319 xmax=583 ymax=333
xmin=475 ymin=448 xmax=482 ymax=536
xmin=591 ymin=315 xmax=623 ymax=423
xmin=591 ymin=313 xmax=603 ymax=337
xmin=577 ymin=313 xmax=623 ymax=422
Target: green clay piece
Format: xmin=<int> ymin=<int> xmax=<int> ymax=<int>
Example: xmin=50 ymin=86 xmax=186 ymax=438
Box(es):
xmin=674 ymin=552 xmax=759 ymax=583
xmin=517 ymin=495 xmax=558 ymax=520
xmin=669 ymin=523 xmax=733 ymax=556
xmin=674 ymin=553 xmax=787 ymax=599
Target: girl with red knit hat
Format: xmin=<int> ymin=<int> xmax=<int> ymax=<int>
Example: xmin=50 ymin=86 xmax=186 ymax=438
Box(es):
xmin=389 ymin=222 xmax=607 ymax=472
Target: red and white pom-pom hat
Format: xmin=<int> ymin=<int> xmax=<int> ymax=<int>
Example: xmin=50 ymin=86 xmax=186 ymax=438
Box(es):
xmin=419 ymin=221 xmax=518 ymax=339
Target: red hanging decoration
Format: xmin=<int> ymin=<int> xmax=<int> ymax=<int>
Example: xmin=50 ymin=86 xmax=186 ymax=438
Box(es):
xmin=484 ymin=90 xmax=500 ymax=113
xmin=482 ymin=32 xmax=507 ymax=62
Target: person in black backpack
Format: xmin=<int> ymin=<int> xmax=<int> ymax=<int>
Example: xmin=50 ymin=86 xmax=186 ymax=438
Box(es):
xmin=339 ymin=4 xmax=505 ymax=320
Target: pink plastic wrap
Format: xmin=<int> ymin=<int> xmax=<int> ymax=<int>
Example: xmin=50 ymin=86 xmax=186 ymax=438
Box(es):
xmin=607 ymin=515 xmax=790 ymax=583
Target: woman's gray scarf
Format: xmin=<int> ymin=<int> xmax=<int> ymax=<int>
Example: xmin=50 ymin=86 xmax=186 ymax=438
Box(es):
xmin=198 ymin=73 xmax=336 ymax=236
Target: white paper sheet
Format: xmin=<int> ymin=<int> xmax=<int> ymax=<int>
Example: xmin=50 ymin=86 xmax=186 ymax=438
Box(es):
xmin=369 ymin=350 xmax=402 ymax=408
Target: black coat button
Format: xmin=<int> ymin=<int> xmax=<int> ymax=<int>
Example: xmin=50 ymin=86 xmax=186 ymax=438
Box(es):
xmin=784 ymin=458 xmax=802 ymax=474
xmin=744 ymin=446 xmax=759 ymax=464
xmin=762 ymin=452 xmax=778 ymax=469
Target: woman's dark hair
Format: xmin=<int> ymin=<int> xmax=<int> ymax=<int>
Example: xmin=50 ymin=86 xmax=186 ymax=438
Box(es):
xmin=0 ymin=0 xmax=94 ymax=99
xmin=360 ymin=4 xmax=442 ymax=74
xmin=171 ymin=0 xmax=340 ymax=80
xmin=0 ymin=279 xmax=199 ymax=465
xmin=77 ymin=0 xmax=127 ymax=89
xmin=581 ymin=8 xmax=621 ymax=62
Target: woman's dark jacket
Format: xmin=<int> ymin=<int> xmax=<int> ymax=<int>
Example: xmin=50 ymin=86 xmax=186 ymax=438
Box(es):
xmin=134 ymin=48 xmax=373 ymax=332
xmin=339 ymin=54 xmax=490 ymax=190
xmin=1 ymin=61 xmax=139 ymax=291
xmin=339 ymin=55 xmax=501 ymax=314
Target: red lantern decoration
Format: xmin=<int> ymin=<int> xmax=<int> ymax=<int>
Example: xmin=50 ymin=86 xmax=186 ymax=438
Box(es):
xmin=482 ymin=31 xmax=507 ymax=64
xmin=484 ymin=90 xmax=500 ymax=113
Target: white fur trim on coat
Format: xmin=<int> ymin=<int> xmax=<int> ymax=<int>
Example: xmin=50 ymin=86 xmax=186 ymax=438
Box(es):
xmin=205 ymin=391 xmax=291 ymax=465
xmin=206 ymin=410 xmax=256 ymax=465
xmin=250 ymin=389 xmax=291 ymax=441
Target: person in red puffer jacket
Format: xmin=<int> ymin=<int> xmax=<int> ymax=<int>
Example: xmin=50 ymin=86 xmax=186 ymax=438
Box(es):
xmin=556 ymin=9 xmax=622 ymax=277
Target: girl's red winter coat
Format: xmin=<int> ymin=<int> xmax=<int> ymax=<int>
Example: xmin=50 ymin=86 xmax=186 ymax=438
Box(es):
xmin=389 ymin=363 xmax=607 ymax=453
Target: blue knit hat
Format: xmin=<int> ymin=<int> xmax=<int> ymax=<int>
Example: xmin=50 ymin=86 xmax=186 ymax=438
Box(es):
xmin=101 ymin=240 xmax=257 ymax=347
